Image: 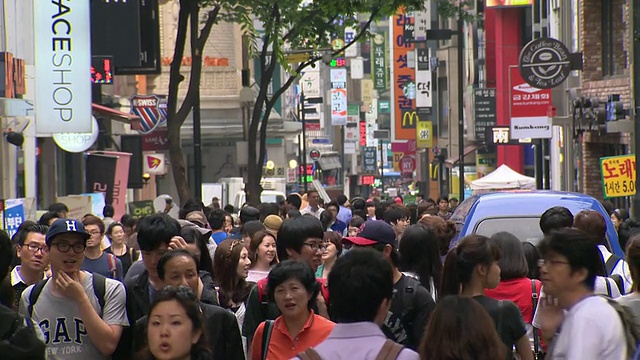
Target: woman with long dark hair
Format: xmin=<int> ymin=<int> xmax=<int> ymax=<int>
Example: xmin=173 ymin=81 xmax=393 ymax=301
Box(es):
xmin=398 ymin=224 xmax=442 ymax=299
xmin=138 ymin=286 xmax=212 ymax=360
xmin=418 ymin=215 xmax=456 ymax=261
xmin=420 ymin=295 xmax=506 ymax=360
xmin=213 ymin=239 xmax=253 ymax=335
xmin=440 ymin=235 xmax=532 ymax=360
xmin=247 ymin=230 xmax=277 ymax=283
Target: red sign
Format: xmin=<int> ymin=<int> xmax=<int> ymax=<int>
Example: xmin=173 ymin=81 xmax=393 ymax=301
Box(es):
xmin=400 ymin=156 xmax=416 ymax=176
xmin=393 ymin=12 xmax=416 ymax=140
xmin=359 ymin=175 xmax=375 ymax=185
xmin=142 ymin=128 xmax=169 ymax=151
xmin=391 ymin=140 xmax=417 ymax=155
xmin=359 ymin=120 xmax=367 ymax=146
xmin=510 ymin=66 xmax=552 ymax=118
xmin=305 ymin=120 xmax=321 ymax=131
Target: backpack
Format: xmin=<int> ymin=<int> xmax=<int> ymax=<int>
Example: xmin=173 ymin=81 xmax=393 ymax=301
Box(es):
xmin=256 ymin=277 xmax=330 ymax=317
xmin=602 ymin=296 xmax=640 ymax=357
xmin=28 ymin=272 xmax=107 ymax=318
xmin=605 ymin=254 xmax=625 ymax=294
xmin=530 ymin=280 xmax=542 ymax=359
xmin=298 ymin=339 xmax=404 ymax=360
xmin=397 ymin=276 xmax=420 ymax=342
xmin=260 ymin=320 xmax=275 ymax=360
xmin=106 ymin=252 xmax=118 ymax=279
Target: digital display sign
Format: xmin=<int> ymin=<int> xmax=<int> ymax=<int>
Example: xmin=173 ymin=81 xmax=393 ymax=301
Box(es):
xmin=360 ymin=175 xmax=375 ymax=185
xmin=91 ymin=56 xmax=113 ymax=84
xmin=330 ymin=58 xmax=347 ymax=67
xmin=486 ymin=0 xmax=533 ymax=7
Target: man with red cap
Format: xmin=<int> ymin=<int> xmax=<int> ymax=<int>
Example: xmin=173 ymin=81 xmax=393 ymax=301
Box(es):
xmin=342 ymin=221 xmax=435 ymax=350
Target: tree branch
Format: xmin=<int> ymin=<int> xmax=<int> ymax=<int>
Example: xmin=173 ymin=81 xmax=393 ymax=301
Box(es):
xmin=282 ymin=5 xmax=324 ymax=41
xmin=167 ymin=0 xmax=191 ymax=127
xmin=330 ymin=8 xmax=381 ymax=57
xmin=197 ymin=6 xmax=221 ymax=50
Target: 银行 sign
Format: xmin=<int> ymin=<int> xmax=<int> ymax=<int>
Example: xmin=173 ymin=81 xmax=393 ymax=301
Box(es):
xmin=600 ymin=155 xmax=636 ymax=198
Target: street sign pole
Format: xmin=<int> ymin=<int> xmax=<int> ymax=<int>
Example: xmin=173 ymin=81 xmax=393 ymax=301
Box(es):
xmin=380 ymin=139 xmax=385 ymax=195
xmin=632 ymin=0 xmax=640 ymax=217
xmin=301 ymin=91 xmax=308 ymax=193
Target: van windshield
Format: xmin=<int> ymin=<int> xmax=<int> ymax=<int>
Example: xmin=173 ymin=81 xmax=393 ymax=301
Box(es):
xmin=473 ymin=217 xmax=543 ymax=245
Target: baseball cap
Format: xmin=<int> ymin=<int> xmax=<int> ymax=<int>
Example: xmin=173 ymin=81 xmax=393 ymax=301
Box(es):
xmin=46 ymin=218 xmax=91 ymax=244
xmin=343 ymin=220 xmax=396 ymax=247
xmin=185 ymin=210 xmax=210 ymax=229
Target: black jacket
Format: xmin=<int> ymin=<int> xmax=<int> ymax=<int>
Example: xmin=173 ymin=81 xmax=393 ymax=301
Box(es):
xmin=134 ymin=302 xmax=245 ymax=360
xmin=0 ymin=304 xmax=45 ymax=360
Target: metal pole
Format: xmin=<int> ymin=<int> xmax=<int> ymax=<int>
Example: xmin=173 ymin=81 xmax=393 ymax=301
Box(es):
xmin=380 ymin=140 xmax=385 ymax=195
xmin=340 ymin=125 xmax=345 ymax=186
xmin=193 ymin=85 xmax=202 ymax=201
xmin=301 ymin=91 xmax=308 ymax=193
xmin=457 ymin=9 xmax=465 ymax=201
xmin=632 ymin=0 xmax=640 ymax=217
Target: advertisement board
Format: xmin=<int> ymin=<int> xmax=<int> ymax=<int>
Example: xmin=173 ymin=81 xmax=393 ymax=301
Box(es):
xmin=393 ymin=13 xmax=416 ymax=140
xmin=600 ymin=155 xmax=636 ymax=198
xmin=509 ymin=67 xmax=552 ymax=139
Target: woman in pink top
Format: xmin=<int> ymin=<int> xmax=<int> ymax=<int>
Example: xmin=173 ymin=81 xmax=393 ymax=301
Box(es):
xmin=484 ymin=232 xmax=541 ymax=323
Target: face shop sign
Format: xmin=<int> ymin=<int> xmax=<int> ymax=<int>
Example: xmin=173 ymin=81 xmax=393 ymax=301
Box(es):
xmin=34 ymin=0 xmax=92 ymax=134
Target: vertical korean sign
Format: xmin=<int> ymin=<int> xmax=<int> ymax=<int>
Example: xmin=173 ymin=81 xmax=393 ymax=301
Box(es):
xmin=415 ymin=48 xmax=432 ymax=110
xmin=474 ymin=88 xmax=497 ymax=142
xmin=372 ymin=32 xmax=387 ymax=91
xmin=600 ymin=155 xmax=636 ymax=198
xmin=362 ymin=147 xmax=378 ymax=174
xmin=35 ymin=1 xmax=92 ymax=134
xmin=509 ymin=67 xmax=552 ymax=139
xmin=331 ymin=69 xmax=348 ymax=125
xmin=393 ymin=13 xmax=416 ymax=140
xmin=4 ymin=199 xmax=25 ymax=238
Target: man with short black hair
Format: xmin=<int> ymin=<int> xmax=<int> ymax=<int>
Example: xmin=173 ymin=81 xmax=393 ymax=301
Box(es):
xmin=384 ymin=204 xmax=410 ymax=240
xmin=301 ymin=190 xmax=324 ymax=219
xmin=336 ymin=194 xmax=352 ymax=225
xmin=539 ymin=206 xmax=574 ymax=235
xmin=11 ymin=224 xmax=49 ymax=310
xmin=297 ymin=249 xmax=419 ymax=359
xmin=342 ymin=220 xmax=435 ymax=350
xmin=81 ymin=215 xmax=123 ymax=281
xmin=536 ymin=228 xmax=627 ymax=358
xmin=243 ymin=215 xmax=328 ymax=348
xmin=207 ymin=209 xmax=228 ymax=245
xmin=436 ymin=196 xmax=451 ymax=220
xmin=0 ymin=229 xmax=46 ymax=358
xmin=19 ymin=219 xmax=128 ymax=358
xmin=102 ymin=205 xmax=115 ymax=229
xmin=47 ymin=203 xmax=69 ymax=218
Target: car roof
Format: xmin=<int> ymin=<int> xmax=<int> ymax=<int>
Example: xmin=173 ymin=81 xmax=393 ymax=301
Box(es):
xmin=462 ymin=190 xmax=602 ymax=218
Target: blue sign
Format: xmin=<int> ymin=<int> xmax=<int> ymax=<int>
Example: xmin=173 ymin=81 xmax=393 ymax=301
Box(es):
xmin=4 ymin=199 xmax=25 ymax=239
xmin=312 ymin=138 xmax=331 ymax=144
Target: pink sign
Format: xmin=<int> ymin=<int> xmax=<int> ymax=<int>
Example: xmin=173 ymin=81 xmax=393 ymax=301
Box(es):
xmin=509 ymin=66 xmax=552 ymax=118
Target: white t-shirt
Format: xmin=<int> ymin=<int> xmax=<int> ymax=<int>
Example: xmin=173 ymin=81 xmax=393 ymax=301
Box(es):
xmin=19 ymin=271 xmax=129 ymax=360
xmin=549 ymin=296 xmax=626 ymax=360
xmin=301 ymin=205 xmax=324 ymax=219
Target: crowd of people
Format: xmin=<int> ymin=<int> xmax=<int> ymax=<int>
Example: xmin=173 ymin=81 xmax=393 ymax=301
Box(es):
xmin=1 ymin=192 xmax=640 ymax=359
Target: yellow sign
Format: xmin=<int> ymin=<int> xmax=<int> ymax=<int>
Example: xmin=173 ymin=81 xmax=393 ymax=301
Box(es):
xmin=285 ymin=53 xmax=310 ymax=64
xmin=402 ymin=110 xmax=418 ymax=128
xmin=600 ymin=155 xmax=636 ymax=198
xmin=416 ymin=121 xmax=433 ymax=148
xmin=393 ymin=152 xmax=403 ymax=172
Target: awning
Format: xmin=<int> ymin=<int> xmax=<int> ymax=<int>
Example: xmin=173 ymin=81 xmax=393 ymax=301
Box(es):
xmin=92 ymin=103 xmax=142 ymax=131
xmin=317 ymin=154 xmax=342 ymax=170
xmin=444 ymin=145 xmax=480 ymax=168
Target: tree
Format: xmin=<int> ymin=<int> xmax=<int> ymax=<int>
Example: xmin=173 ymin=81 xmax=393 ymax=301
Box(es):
xmin=166 ymin=0 xmax=250 ymax=204
xmin=243 ymin=0 xmax=425 ymax=205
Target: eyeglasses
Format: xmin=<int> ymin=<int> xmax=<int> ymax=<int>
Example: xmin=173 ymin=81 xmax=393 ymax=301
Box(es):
xmin=88 ymin=231 xmax=102 ymax=237
xmin=24 ymin=243 xmax=46 ymax=253
xmin=537 ymin=258 xmax=570 ymax=267
xmin=53 ymin=242 xmax=86 ymax=253
xmin=304 ymin=242 xmax=328 ymax=252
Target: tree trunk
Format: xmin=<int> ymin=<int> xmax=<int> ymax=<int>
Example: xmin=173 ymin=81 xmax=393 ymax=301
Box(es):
xmin=167 ymin=0 xmax=192 ymax=204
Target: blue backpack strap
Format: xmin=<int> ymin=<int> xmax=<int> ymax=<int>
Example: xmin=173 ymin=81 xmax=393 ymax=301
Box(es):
xmin=27 ymin=278 xmax=50 ymax=318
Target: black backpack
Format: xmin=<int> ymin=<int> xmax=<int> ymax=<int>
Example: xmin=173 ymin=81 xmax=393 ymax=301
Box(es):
xmin=605 ymin=254 xmax=625 ymax=294
xmin=27 ymin=273 xmax=107 ymax=318
xmin=398 ymin=276 xmax=420 ymax=343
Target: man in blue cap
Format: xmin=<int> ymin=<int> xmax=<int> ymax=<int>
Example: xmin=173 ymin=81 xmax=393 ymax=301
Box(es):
xmin=19 ymin=219 xmax=128 ymax=360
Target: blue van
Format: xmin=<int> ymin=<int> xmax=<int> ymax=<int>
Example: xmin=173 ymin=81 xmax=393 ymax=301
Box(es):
xmin=450 ymin=190 xmax=624 ymax=256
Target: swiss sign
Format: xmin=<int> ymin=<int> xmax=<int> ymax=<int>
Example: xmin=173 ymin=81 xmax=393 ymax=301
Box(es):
xmin=131 ymin=94 xmax=162 ymax=134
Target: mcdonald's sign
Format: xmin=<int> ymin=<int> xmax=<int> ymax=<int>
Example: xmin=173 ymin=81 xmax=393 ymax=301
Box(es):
xmin=402 ymin=110 xmax=418 ymax=129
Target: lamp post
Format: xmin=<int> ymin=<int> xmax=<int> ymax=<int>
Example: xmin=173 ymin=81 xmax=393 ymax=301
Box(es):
xmin=457 ymin=6 xmax=465 ymax=202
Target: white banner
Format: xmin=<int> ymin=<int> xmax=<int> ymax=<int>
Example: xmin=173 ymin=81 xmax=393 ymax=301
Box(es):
xmin=331 ymin=89 xmax=347 ymax=125
xmin=301 ymin=69 xmax=320 ymax=97
xmin=350 ymin=58 xmax=364 ymax=80
xmin=35 ymin=1 xmax=92 ymax=134
xmin=414 ymin=2 xmax=432 ymax=41
xmin=416 ymin=70 xmax=433 ymax=108
xmin=510 ymin=117 xmax=552 ymax=139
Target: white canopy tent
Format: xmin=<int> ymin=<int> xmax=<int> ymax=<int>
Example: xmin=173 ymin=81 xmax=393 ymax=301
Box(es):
xmin=470 ymin=164 xmax=536 ymax=192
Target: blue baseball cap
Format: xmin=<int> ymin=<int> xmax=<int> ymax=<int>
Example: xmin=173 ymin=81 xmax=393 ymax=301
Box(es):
xmin=46 ymin=218 xmax=91 ymax=244
xmin=343 ymin=220 xmax=397 ymax=247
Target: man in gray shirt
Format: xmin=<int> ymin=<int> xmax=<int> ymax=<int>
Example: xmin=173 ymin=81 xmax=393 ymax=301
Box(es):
xmin=19 ymin=219 xmax=128 ymax=360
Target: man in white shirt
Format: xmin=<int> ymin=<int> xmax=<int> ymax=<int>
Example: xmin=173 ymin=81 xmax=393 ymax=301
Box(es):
xmin=574 ymin=210 xmax=632 ymax=293
xmin=301 ymin=190 xmax=324 ymax=219
xmin=535 ymin=227 xmax=627 ymax=359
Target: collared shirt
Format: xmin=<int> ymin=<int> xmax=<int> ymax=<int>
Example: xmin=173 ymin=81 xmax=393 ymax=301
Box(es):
xmin=10 ymin=266 xmax=45 ymax=311
xmin=251 ymin=311 xmax=334 ymax=360
xmin=337 ymin=206 xmax=352 ymax=225
xmin=299 ymin=322 xmax=419 ymax=360
xmin=301 ymin=206 xmax=324 ymax=219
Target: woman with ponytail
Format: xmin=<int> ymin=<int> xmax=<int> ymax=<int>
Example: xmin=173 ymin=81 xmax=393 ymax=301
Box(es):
xmin=440 ymin=235 xmax=533 ymax=360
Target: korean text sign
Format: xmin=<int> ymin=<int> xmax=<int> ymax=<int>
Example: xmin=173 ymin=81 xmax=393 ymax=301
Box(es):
xmin=393 ymin=13 xmax=415 ymax=140
xmin=600 ymin=155 xmax=636 ymax=198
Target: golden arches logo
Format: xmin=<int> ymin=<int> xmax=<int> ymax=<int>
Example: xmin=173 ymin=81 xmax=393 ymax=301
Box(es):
xmin=402 ymin=111 xmax=418 ymax=128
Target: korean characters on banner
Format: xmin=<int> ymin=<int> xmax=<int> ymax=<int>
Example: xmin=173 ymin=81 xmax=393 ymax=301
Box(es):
xmin=415 ymin=48 xmax=433 ymax=110
xmin=344 ymin=27 xmax=358 ymax=58
xmin=331 ymin=69 xmax=348 ymax=125
xmin=372 ymin=32 xmax=388 ymax=91
xmin=600 ymin=155 xmax=636 ymax=198
xmin=393 ymin=12 xmax=416 ymax=140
